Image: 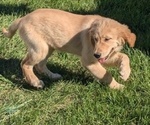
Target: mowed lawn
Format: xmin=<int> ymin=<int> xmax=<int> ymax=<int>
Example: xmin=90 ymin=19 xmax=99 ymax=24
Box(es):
xmin=0 ymin=0 xmax=150 ymax=125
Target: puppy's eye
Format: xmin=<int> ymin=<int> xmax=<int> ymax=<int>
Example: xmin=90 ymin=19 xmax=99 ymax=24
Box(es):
xmin=94 ymin=37 xmax=98 ymax=42
xmin=92 ymin=37 xmax=98 ymax=42
xmin=104 ymin=37 xmax=111 ymax=42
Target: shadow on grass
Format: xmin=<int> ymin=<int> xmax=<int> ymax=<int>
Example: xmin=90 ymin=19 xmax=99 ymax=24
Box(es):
xmin=0 ymin=3 xmax=31 ymax=15
xmin=0 ymin=58 xmax=93 ymax=90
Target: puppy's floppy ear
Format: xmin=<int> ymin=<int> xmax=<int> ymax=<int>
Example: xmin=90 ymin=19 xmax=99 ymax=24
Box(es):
xmin=120 ymin=25 xmax=136 ymax=47
xmin=117 ymin=37 xmax=125 ymax=46
xmin=88 ymin=19 xmax=101 ymax=46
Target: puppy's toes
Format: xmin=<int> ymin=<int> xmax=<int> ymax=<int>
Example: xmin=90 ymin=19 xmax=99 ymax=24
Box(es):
xmin=120 ymin=68 xmax=131 ymax=81
xmin=120 ymin=75 xmax=128 ymax=81
xmin=118 ymin=84 xmax=125 ymax=90
xmin=109 ymin=79 xmax=125 ymax=90
xmin=32 ymin=80 xmax=45 ymax=89
xmin=48 ymin=73 xmax=62 ymax=80
xmin=109 ymin=83 xmax=125 ymax=90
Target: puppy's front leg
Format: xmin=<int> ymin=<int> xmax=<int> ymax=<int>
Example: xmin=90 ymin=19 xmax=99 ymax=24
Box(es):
xmin=119 ymin=53 xmax=131 ymax=81
xmin=81 ymin=58 xmax=124 ymax=90
xmin=104 ymin=52 xmax=131 ymax=81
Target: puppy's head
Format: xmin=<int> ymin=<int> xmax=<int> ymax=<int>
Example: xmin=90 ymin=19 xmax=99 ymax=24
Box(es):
xmin=89 ymin=18 xmax=136 ymax=63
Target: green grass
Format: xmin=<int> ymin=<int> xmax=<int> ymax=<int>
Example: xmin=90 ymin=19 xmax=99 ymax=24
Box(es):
xmin=0 ymin=0 xmax=150 ymax=124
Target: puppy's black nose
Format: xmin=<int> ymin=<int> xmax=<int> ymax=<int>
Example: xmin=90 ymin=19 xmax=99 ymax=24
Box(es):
xmin=94 ymin=53 xmax=101 ymax=59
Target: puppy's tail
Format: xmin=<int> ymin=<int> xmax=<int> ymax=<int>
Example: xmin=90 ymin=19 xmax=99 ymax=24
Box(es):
xmin=2 ymin=18 xmax=22 ymax=39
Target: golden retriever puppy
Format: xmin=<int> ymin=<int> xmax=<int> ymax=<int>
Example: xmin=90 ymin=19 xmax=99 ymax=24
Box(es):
xmin=2 ymin=9 xmax=136 ymax=89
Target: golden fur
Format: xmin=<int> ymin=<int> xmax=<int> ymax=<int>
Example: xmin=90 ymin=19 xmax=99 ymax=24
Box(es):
xmin=2 ymin=9 xmax=136 ymax=89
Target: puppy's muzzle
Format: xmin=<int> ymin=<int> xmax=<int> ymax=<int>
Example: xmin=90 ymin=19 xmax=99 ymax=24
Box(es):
xmin=94 ymin=53 xmax=101 ymax=59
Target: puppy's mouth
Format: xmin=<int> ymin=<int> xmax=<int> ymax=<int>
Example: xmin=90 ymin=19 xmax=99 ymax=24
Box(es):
xmin=98 ymin=48 xmax=115 ymax=63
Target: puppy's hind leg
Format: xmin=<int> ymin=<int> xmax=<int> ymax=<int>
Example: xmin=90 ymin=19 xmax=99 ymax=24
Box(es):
xmin=21 ymin=43 xmax=50 ymax=89
xmin=35 ymin=48 xmax=62 ymax=80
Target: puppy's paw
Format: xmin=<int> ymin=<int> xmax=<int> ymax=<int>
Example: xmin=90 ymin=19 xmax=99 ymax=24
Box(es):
xmin=52 ymin=73 xmax=62 ymax=80
xmin=120 ymin=65 xmax=131 ymax=81
xmin=109 ymin=78 xmax=125 ymax=90
xmin=32 ymin=80 xmax=45 ymax=89
xmin=109 ymin=83 xmax=125 ymax=90
xmin=48 ymin=73 xmax=62 ymax=80
xmin=23 ymin=76 xmax=45 ymax=89
xmin=24 ymin=78 xmax=45 ymax=89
